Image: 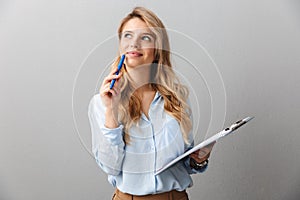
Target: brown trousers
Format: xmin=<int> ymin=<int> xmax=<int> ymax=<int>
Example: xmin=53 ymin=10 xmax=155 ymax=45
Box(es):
xmin=112 ymin=189 xmax=189 ymax=200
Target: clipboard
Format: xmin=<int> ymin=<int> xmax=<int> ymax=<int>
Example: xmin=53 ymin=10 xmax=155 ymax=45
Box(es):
xmin=155 ymin=116 xmax=254 ymax=175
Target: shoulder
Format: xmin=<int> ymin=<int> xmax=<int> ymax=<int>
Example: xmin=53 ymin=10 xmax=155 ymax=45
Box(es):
xmin=89 ymin=93 xmax=100 ymax=106
xmin=88 ymin=93 xmax=105 ymax=113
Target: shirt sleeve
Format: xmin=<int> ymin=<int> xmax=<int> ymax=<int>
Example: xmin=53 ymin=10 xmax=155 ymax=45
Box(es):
xmin=87 ymin=94 xmax=125 ymax=176
xmin=183 ymin=98 xmax=209 ymax=174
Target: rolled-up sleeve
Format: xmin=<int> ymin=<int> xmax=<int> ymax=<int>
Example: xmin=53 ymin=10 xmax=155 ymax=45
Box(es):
xmin=88 ymin=94 xmax=125 ymax=175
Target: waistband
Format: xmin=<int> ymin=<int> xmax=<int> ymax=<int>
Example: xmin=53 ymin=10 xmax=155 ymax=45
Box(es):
xmin=113 ymin=189 xmax=188 ymax=200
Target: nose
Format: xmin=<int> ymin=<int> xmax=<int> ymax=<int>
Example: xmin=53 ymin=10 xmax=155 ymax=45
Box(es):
xmin=130 ymin=37 xmax=140 ymax=49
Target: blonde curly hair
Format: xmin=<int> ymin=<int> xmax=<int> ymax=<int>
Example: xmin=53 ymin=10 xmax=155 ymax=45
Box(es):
xmin=111 ymin=7 xmax=192 ymax=144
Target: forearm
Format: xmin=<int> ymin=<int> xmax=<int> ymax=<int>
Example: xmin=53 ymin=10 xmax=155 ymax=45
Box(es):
xmin=104 ymin=108 xmax=119 ymax=128
xmin=88 ymin=95 xmax=125 ymax=175
xmin=94 ymin=142 xmax=125 ymax=176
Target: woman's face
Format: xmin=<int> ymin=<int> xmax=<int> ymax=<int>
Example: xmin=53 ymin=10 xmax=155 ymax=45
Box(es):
xmin=119 ymin=17 xmax=155 ymax=68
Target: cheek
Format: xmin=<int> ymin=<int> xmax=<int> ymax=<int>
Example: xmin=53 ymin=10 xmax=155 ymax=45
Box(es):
xmin=144 ymin=48 xmax=155 ymax=57
xmin=119 ymin=40 xmax=130 ymax=52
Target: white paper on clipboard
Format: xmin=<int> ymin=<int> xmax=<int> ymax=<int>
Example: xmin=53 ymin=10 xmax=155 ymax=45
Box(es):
xmin=154 ymin=116 xmax=254 ymax=175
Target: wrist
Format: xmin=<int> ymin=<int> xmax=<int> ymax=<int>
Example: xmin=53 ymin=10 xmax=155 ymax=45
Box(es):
xmin=104 ymin=109 xmax=119 ymax=128
xmin=190 ymin=158 xmax=209 ymax=170
xmin=105 ymin=107 xmax=118 ymax=117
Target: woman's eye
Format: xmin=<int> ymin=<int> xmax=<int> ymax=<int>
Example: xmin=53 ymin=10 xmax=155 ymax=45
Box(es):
xmin=123 ymin=33 xmax=132 ymax=39
xmin=142 ymin=35 xmax=152 ymax=41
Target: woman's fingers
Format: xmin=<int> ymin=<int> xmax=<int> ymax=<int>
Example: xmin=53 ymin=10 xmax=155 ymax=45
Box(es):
xmin=99 ymin=68 xmax=123 ymax=109
xmin=102 ymin=74 xmax=122 ymax=86
xmin=101 ymin=72 xmax=123 ymax=87
xmin=101 ymin=84 xmax=119 ymax=97
xmin=189 ymin=142 xmax=216 ymax=163
xmin=190 ymin=152 xmax=210 ymax=163
xmin=198 ymin=147 xmax=210 ymax=157
xmin=113 ymin=78 xmax=122 ymax=90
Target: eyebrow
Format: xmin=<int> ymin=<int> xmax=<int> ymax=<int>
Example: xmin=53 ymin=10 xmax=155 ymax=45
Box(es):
xmin=122 ymin=30 xmax=155 ymax=37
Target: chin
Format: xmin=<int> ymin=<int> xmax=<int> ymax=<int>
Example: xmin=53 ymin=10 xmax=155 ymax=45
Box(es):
xmin=125 ymin=62 xmax=140 ymax=68
xmin=126 ymin=61 xmax=148 ymax=68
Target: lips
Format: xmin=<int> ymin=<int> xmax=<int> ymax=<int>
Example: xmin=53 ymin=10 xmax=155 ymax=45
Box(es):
xmin=127 ymin=51 xmax=143 ymax=57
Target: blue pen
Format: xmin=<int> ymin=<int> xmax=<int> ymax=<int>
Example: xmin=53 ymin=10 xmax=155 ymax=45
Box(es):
xmin=110 ymin=54 xmax=125 ymax=89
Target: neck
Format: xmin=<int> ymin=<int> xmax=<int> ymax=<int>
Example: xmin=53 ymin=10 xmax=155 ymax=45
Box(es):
xmin=126 ymin=64 xmax=152 ymax=91
xmin=135 ymin=83 xmax=154 ymax=94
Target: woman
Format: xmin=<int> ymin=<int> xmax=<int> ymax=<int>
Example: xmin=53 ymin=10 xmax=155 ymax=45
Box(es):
xmin=88 ymin=7 xmax=215 ymax=200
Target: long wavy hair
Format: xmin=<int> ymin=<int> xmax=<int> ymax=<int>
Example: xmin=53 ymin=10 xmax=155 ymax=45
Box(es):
xmin=111 ymin=7 xmax=192 ymax=144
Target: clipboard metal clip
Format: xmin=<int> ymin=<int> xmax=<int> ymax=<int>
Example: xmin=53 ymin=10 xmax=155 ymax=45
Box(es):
xmin=229 ymin=116 xmax=254 ymax=132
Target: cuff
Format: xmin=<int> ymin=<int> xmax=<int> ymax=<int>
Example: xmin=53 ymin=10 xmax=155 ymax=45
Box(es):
xmin=100 ymin=124 xmax=124 ymax=145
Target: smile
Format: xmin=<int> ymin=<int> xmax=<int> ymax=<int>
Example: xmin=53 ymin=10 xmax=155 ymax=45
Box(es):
xmin=127 ymin=51 xmax=143 ymax=57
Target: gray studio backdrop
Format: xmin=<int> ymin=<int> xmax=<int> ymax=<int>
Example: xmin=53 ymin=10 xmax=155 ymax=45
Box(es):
xmin=1 ymin=0 xmax=300 ymax=199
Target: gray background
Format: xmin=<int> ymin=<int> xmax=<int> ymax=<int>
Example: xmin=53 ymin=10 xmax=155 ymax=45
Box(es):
xmin=1 ymin=0 xmax=300 ymax=199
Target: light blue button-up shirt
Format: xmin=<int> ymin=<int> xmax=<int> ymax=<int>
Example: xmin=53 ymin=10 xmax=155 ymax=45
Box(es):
xmin=88 ymin=91 xmax=207 ymax=195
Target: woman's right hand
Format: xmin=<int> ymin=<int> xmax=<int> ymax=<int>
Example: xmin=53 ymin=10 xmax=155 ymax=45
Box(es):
xmin=99 ymin=68 xmax=123 ymax=110
xmin=100 ymin=67 xmax=124 ymax=129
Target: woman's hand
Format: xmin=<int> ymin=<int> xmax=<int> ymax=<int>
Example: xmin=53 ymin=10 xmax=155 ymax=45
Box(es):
xmin=189 ymin=142 xmax=216 ymax=164
xmin=100 ymin=68 xmax=123 ymax=110
xmin=100 ymin=68 xmax=123 ymax=129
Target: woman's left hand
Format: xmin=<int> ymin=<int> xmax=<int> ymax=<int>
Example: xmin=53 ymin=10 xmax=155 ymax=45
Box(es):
xmin=189 ymin=142 xmax=216 ymax=164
